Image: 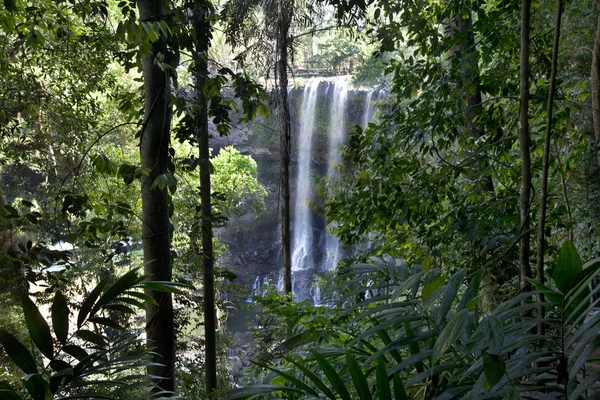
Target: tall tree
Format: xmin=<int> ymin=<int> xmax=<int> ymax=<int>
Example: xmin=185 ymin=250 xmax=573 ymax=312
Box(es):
xmin=276 ymin=0 xmax=293 ymax=297
xmin=593 ymin=1 xmax=600 ymax=142
xmin=535 ymin=0 xmax=563 ymax=334
xmin=136 ymin=0 xmax=176 ymax=393
xmin=456 ymin=11 xmax=495 ymax=195
xmin=519 ymin=0 xmax=533 ymax=291
xmin=591 ymin=0 xmax=600 ymax=227
xmin=191 ymin=1 xmax=218 ymax=395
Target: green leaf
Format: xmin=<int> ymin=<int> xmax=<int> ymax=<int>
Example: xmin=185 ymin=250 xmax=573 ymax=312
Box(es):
xmin=151 ymin=174 xmax=169 ymax=191
xmin=457 ymin=269 xmax=482 ymax=311
xmin=438 ymin=269 xmax=467 ymax=324
xmin=422 ymin=275 xmax=446 ymax=300
xmin=524 ymin=278 xmax=562 ymax=304
xmin=3 ymin=0 xmax=17 ymax=12
xmin=0 ymin=329 xmax=37 ymax=374
xmin=553 ymin=240 xmax=582 ymax=293
xmin=421 ymin=256 xmax=434 ymax=271
xmin=92 ymin=154 xmax=117 ymax=176
xmin=404 ymin=322 xmax=425 ymax=373
xmin=482 ymin=315 xmax=504 ymax=355
xmin=90 ymin=268 xmax=143 ymax=317
xmin=62 ymin=345 xmax=88 ymax=361
xmin=311 ymin=350 xmax=351 ymax=400
xmin=49 ymin=359 xmax=72 ymax=373
xmin=433 ymin=308 xmax=469 ymax=363
xmin=88 ymin=317 xmax=124 ymax=330
xmin=346 ymin=352 xmax=372 ymax=400
xmin=482 ymin=351 xmax=505 ymax=388
xmin=22 ymin=373 xmax=50 ymax=400
xmin=391 ymin=271 xmax=424 ymax=301
xmin=252 ymin=362 xmax=320 ymax=397
xmin=0 ymin=389 xmax=21 ymax=400
xmin=285 ymin=357 xmax=335 ymax=400
xmin=140 ymin=280 xmax=193 ymax=295
xmin=393 ymin=374 xmax=408 ymax=400
xmin=78 ymin=279 xmax=108 ymax=328
xmin=52 ymin=291 xmax=69 ymax=345
xmin=124 ymin=290 xmax=158 ymax=306
xmin=102 ymin=304 xmax=135 ymax=314
xmin=376 ymin=327 xmax=402 ymax=364
xmin=76 ymin=330 xmax=106 ymax=347
xmin=376 ymin=355 xmax=391 ymax=400
xmin=22 ymin=296 xmax=54 ymax=359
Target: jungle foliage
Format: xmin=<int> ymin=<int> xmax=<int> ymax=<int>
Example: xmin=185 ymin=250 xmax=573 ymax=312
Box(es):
xmin=1 ymin=0 xmax=600 ymax=395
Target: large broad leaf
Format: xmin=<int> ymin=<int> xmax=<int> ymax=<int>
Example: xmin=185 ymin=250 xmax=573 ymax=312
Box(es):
xmin=76 ymin=330 xmax=107 ymax=347
xmin=52 ymin=291 xmax=69 ymax=345
xmin=393 ymin=374 xmax=408 ymax=400
xmin=89 ymin=268 xmax=144 ymax=317
xmin=285 ymin=357 xmax=336 ymax=400
xmin=482 ymin=315 xmax=504 ymax=355
xmin=482 ymin=352 xmax=505 ymax=388
xmin=22 ymin=373 xmax=51 ymax=400
xmin=139 ymin=280 xmax=193 ymax=295
xmin=0 ymin=329 xmax=37 ymax=374
xmin=422 ymin=275 xmax=446 ymax=300
xmin=78 ymin=279 xmax=108 ymax=328
xmin=226 ymin=384 xmax=303 ymax=399
xmin=553 ymin=240 xmax=582 ymax=293
xmin=311 ymin=350 xmax=351 ymax=400
xmin=433 ymin=308 xmax=469 ymax=363
xmin=3 ymin=0 xmax=17 ymax=12
xmin=346 ymin=352 xmax=372 ymax=400
xmin=438 ymin=269 xmax=467 ymax=324
xmin=62 ymin=345 xmax=88 ymax=361
xmin=22 ymin=296 xmax=54 ymax=359
xmin=457 ymin=269 xmax=482 ymax=311
xmin=0 ymin=389 xmax=21 ymax=400
xmin=251 ymin=361 xmax=320 ymax=398
xmin=376 ymin=327 xmax=403 ymax=363
xmin=376 ymin=355 xmax=391 ymax=400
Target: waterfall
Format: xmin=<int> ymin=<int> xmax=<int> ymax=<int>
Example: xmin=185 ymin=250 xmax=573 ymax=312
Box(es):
xmin=291 ymin=80 xmax=319 ymax=273
xmin=323 ymin=79 xmax=349 ymax=272
xmin=282 ymin=78 xmax=379 ymax=303
xmin=362 ymin=89 xmax=375 ymax=127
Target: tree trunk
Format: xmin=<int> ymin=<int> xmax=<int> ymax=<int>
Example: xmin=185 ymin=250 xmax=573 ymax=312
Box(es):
xmin=519 ymin=0 xmax=533 ymax=291
xmin=457 ymin=12 xmax=495 ymax=195
xmin=536 ymin=0 xmax=563 ymax=335
xmin=193 ymin=8 xmax=218 ymax=396
xmin=137 ymin=0 xmax=175 ymax=394
xmin=591 ymin=2 xmax=600 ymax=229
xmin=276 ymin=0 xmax=293 ymax=297
xmin=593 ymin=3 xmax=600 ymax=142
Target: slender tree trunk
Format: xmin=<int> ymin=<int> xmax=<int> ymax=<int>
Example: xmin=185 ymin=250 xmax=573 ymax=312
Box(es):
xmin=457 ymin=12 xmax=495 ymax=195
xmin=193 ymin=8 xmax=218 ymax=396
xmin=591 ymin=2 xmax=600 ymax=228
xmin=536 ymin=0 xmax=563 ymax=335
xmin=276 ymin=0 xmax=293 ymax=297
xmin=519 ymin=0 xmax=533 ymax=291
xmin=592 ymin=3 xmax=600 ymax=141
xmin=137 ymin=0 xmax=175 ymax=394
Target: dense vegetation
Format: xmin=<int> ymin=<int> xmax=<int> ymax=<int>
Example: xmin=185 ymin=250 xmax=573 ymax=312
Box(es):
xmin=1 ymin=0 xmax=600 ymax=398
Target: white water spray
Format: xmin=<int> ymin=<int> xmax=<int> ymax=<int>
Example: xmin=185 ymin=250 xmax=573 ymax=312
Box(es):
xmin=323 ymin=79 xmax=349 ymax=272
xmin=291 ymin=80 xmax=320 ymax=273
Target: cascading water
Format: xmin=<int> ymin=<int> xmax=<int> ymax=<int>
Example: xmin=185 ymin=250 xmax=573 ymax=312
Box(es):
xmin=362 ymin=89 xmax=375 ymax=127
xmin=323 ymin=79 xmax=349 ymax=273
xmin=290 ymin=80 xmax=320 ymax=299
xmin=283 ymin=78 xmax=380 ymax=303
